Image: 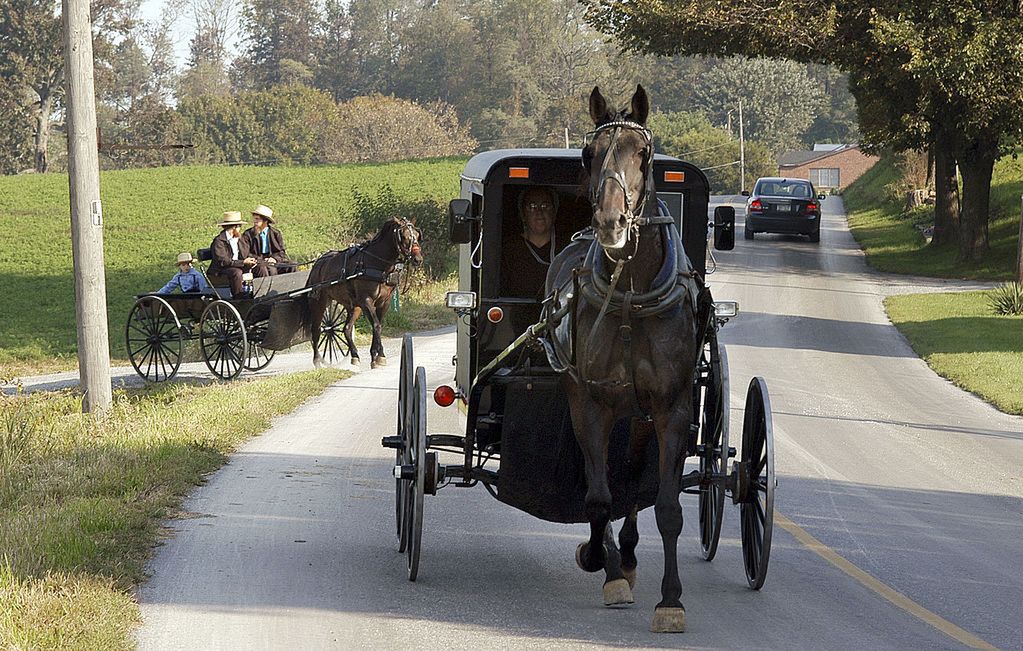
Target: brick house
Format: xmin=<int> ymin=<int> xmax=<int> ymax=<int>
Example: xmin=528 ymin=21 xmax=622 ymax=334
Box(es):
xmin=777 ymin=144 xmax=878 ymax=191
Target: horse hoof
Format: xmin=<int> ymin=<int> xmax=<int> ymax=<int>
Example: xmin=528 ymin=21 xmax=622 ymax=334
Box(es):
xmin=651 ymin=607 xmax=686 ymax=633
xmin=350 ymin=358 xmax=360 ymax=367
xmin=575 ymin=542 xmax=602 ymax=573
xmin=603 ymin=578 xmax=634 ymax=607
xmin=623 ymin=567 xmax=636 ymax=590
xmin=375 ymin=355 xmax=387 ymax=367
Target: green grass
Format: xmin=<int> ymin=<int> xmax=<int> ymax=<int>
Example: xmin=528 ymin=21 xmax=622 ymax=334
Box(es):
xmin=843 ymin=152 xmax=1023 ymax=280
xmin=0 ymin=367 xmax=346 ymax=648
xmin=0 ymin=160 xmax=466 ymax=375
xmin=885 ymin=292 xmax=1023 ymax=415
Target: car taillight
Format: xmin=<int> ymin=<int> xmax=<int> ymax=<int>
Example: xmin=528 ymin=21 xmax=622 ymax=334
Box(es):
xmin=806 ymin=202 xmax=818 ymax=213
xmin=750 ymin=199 xmax=763 ymax=212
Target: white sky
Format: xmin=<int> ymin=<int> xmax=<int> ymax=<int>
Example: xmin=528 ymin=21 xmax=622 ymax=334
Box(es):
xmin=138 ymin=0 xmax=242 ymax=70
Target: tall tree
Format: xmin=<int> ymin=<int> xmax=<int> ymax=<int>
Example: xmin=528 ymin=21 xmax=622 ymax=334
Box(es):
xmin=237 ymin=0 xmax=320 ymax=89
xmin=179 ymin=0 xmax=234 ymax=98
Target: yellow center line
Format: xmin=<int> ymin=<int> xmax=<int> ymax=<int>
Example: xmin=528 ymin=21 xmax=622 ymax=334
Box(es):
xmin=775 ymin=512 xmax=999 ymax=651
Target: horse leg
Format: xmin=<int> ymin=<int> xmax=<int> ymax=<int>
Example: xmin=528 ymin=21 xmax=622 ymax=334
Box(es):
xmin=619 ymin=507 xmax=640 ymax=589
xmin=344 ymin=305 xmax=360 ymax=366
xmin=373 ymin=296 xmax=390 ymax=366
xmin=650 ymin=405 xmax=691 ymax=633
xmin=308 ymin=296 xmax=326 ymax=368
xmin=362 ymin=297 xmax=385 ymax=369
xmin=567 ymin=397 xmax=632 ymax=606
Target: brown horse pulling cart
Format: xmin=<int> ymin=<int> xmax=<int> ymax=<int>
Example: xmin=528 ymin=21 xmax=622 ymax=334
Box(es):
xmin=385 ymin=87 xmax=775 ymax=633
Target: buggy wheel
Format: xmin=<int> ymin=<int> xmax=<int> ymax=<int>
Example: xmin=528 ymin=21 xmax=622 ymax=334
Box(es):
xmin=401 ymin=366 xmax=427 ymax=581
xmin=699 ymin=342 xmax=729 ymax=561
xmin=244 ymin=319 xmax=276 ymax=371
xmin=316 ymin=302 xmax=350 ymax=365
xmin=395 ymin=335 xmax=414 ymax=550
xmin=199 ymin=300 xmax=248 ymax=380
xmin=125 ymin=296 xmax=184 ymax=382
xmin=738 ymin=377 xmax=775 ymax=590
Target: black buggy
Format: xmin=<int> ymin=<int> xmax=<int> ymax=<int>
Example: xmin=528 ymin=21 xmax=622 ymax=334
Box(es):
xmin=124 ymin=254 xmax=352 ymax=382
xmin=386 ymin=148 xmax=775 ymax=590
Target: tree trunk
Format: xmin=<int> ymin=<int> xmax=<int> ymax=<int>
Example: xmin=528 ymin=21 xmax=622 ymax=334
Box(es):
xmin=931 ymin=134 xmax=960 ymax=246
xmin=956 ymin=137 xmax=998 ymax=262
xmin=34 ymin=90 xmax=52 ymax=173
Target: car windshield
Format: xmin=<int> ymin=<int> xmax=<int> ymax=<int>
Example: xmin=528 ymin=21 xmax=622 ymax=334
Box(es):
xmin=757 ymin=181 xmax=811 ymax=198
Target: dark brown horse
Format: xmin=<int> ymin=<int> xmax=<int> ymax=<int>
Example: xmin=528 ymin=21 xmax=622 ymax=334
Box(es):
xmin=307 ymin=217 xmax=423 ymax=368
xmin=545 ymin=86 xmax=701 ymax=632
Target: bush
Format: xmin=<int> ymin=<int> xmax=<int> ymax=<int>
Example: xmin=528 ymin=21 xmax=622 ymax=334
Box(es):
xmin=989 ymin=282 xmax=1023 ymax=315
xmin=334 ymin=184 xmax=456 ymax=284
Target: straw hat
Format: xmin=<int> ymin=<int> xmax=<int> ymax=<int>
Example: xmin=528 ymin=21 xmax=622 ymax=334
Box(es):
xmin=251 ymin=204 xmax=274 ymax=224
xmin=217 ymin=211 xmax=246 ymax=227
xmin=175 ymin=252 xmax=194 ymax=265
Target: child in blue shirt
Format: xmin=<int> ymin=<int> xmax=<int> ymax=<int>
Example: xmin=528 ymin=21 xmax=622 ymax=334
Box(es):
xmin=158 ymin=252 xmax=210 ymax=294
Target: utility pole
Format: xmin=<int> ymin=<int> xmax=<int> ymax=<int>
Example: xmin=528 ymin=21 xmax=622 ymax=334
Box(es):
xmin=738 ymin=100 xmax=746 ymax=195
xmin=64 ymin=0 xmax=112 ymax=414
xmin=564 ymin=127 xmax=570 ymax=149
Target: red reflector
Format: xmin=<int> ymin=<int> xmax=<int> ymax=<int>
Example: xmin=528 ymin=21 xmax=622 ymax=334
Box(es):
xmin=487 ymin=306 xmax=504 ymax=323
xmin=509 ymin=167 xmax=529 ymax=178
xmin=434 ymin=385 xmax=456 ymax=407
xmin=664 ymin=170 xmax=685 ymax=183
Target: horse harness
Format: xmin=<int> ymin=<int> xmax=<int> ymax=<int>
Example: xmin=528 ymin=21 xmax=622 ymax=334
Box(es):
xmin=540 ymin=119 xmax=702 ymax=418
xmin=319 ymin=219 xmax=421 ymax=288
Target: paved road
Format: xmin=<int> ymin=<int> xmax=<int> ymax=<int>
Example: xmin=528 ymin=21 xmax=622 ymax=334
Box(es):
xmin=135 ymin=197 xmax=1023 ymax=649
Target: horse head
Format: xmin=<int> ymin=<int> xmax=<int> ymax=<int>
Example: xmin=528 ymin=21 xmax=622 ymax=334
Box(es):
xmin=582 ymin=85 xmax=654 ymax=253
xmin=393 ymin=217 xmax=424 ymax=267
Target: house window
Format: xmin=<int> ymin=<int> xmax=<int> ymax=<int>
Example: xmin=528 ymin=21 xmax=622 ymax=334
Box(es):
xmin=810 ymin=168 xmax=840 ymax=188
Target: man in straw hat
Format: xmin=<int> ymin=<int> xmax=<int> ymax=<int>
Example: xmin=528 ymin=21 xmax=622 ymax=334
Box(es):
xmin=157 ymin=252 xmax=210 ymax=294
xmin=244 ymin=204 xmax=291 ymax=275
xmin=208 ymin=211 xmax=264 ymax=297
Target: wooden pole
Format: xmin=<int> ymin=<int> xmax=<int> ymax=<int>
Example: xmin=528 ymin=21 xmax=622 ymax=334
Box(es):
xmin=63 ymin=0 xmax=112 ymax=413
xmin=738 ymin=100 xmax=746 ymax=194
xmin=1016 ymin=194 xmax=1023 ymax=284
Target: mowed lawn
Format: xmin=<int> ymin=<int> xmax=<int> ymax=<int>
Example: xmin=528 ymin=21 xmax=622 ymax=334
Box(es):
xmin=885 ymin=292 xmax=1022 ymax=415
xmin=0 ymin=160 xmax=464 ymax=374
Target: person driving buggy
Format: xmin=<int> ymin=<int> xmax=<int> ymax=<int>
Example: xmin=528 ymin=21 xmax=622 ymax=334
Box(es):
xmin=501 ymin=186 xmax=561 ymax=299
xmin=208 ymin=211 xmax=265 ymax=298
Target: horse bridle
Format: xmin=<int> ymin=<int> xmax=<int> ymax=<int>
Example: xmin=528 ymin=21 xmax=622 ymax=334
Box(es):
xmin=585 ymin=119 xmax=664 ymax=242
xmin=393 ymin=219 xmax=422 ymax=262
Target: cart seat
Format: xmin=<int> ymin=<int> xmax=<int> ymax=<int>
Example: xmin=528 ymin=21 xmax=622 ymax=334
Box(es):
xmin=195 ymin=248 xmax=232 ymax=298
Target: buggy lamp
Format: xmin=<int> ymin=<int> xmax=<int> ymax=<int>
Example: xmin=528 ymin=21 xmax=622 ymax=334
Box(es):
xmin=487 ymin=306 xmax=504 ymax=323
xmin=713 ymin=301 xmax=739 ymax=319
xmin=434 ymin=385 xmax=457 ymax=407
xmin=445 ymin=291 xmax=476 ymax=309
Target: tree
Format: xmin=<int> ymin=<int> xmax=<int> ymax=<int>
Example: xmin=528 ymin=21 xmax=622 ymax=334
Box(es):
xmin=0 ymin=80 xmax=33 ymax=174
xmin=584 ymin=0 xmax=1023 ymax=262
xmin=237 ymin=0 xmax=320 ymax=89
xmin=178 ymin=0 xmax=234 ymax=99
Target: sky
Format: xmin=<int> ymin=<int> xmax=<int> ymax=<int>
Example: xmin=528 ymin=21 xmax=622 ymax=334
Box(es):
xmin=138 ymin=0 xmax=242 ymax=70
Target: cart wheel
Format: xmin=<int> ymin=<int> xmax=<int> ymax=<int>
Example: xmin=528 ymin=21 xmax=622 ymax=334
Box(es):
xmin=395 ymin=335 xmax=414 ymax=550
xmin=699 ymin=342 xmax=729 ymax=561
xmin=199 ymin=300 xmax=248 ymax=380
xmin=738 ymin=377 xmax=775 ymax=590
xmin=243 ymin=319 xmax=276 ymax=371
xmin=316 ymin=302 xmax=351 ymax=365
xmin=126 ymin=296 xmax=184 ymax=382
xmin=401 ymin=366 xmax=427 ymax=581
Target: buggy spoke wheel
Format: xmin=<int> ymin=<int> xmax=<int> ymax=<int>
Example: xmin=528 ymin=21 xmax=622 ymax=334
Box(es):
xmin=739 ymin=376 xmax=775 ymax=590
xmin=200 ymin=300 xmax=248 ymax=380
xmin=316 ymin=302 xmax=350 ymax=365
xmin=699 ymin=341 xmax=729 ymax=561
xmin=404 ymin=365 xmax=427 ymax=581
xmin=395 ymin=335 xmax=414 ymax=549
xmin=244 ymin=319 xmax=276 ymax=371
xmin=126 ymin=296 xmax=183 ymax=382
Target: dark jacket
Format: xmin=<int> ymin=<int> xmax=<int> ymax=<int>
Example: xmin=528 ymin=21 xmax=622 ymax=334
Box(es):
xmin=208 ymin=230 xmax=253 ymax=275
xmin=243 ymin=226 xmax=289 ymax=263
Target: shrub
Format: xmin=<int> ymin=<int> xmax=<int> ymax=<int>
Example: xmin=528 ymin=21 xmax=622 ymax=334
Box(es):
xmin=989 ymin=282 xmax=1023 ymax=316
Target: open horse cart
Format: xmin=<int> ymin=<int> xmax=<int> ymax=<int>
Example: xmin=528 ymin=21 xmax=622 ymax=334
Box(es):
xmin=385 ymin=139 xmax=775 ymax=629
xmin=124 ymin=254 xmax=351 ymax=382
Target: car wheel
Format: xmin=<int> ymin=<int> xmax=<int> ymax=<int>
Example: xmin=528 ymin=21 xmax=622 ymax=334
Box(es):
xmin=809 ymin=229 xmax=820 ymax=243
xmin=745 ymin=226 xmax=755 ymax=240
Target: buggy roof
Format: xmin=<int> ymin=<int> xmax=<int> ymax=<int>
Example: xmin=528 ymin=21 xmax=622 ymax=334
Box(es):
xmin=460 ymin=148 xmax=685 ymax=184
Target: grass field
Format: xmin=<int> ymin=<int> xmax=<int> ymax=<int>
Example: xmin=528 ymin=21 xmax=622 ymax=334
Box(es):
xmin=0 ymin=368 xmax=346 ymax=648
xmin=842 ymin=152 xmax=1022 ymax=280
xmin=0 ymin=159 xmax=466 ymax=376
xmin=885 ymin=292 xmax=1022 ymax=415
